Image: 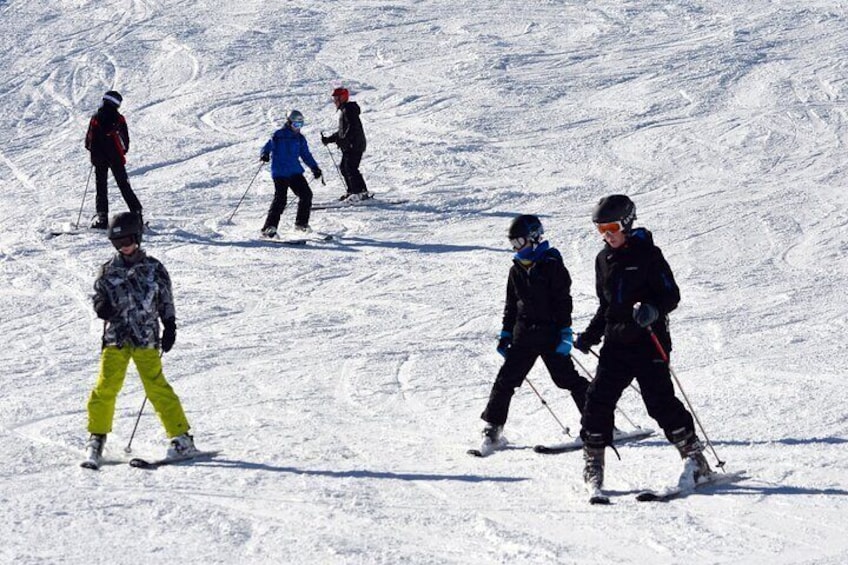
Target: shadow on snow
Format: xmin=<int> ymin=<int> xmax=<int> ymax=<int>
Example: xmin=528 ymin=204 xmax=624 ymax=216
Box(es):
xmin=201 ymin=459 xmax=528 ymax=483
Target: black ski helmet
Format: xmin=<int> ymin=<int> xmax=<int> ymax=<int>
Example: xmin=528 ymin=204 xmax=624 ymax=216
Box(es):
xmin=508 ymin=214 xmax=544 ymax=244
xmin=107 ymin=212 xmax=143 ymax=245
xmin=592 ymin=195 xmax=636 ymax=232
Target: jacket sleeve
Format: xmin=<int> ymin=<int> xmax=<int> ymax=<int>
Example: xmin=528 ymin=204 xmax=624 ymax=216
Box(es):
xmin=261 ymin=138 xmax=273 ymax=158
xmin=85 ymin=118 xmax=96 ymax=151
xmin=500 ymin=271 xmax=518 ymax=333
xmin=550 ymin=258 xmax=574 ymax=328
xmin=119 ymin=115 xmax=130 ymax=154
xmin=648 ymin=248 xmax=680 ymax=315
xmin=299 ymin=137 xmax=320 ymax=171
xmin=155 ymin=262 xmax=176 ymax=322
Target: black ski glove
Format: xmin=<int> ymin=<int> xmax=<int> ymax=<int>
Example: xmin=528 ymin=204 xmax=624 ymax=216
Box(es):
xmin=312 ymin=167 xmax=322 ymax=180
xmin=93 ymin=295 xmax=116 ymax=320
xmin=161 ymin=318 xmax=177 ymax=352
xmin=574 ymin=333 xmax=592 ymax=354
xmin=633 ymin=302 xmax=659 ymax=328
xmin=260 ymin=153 xmax=270 ymax=163
xmin=321 ymin=134 xmax=330 ymax=146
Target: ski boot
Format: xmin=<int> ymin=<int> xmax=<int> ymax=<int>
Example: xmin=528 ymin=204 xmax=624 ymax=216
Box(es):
xmin=166 ymin=433 xmax=198 ymax=459
xmin=671 ymin=427 xmax=714 ymax=487
xmin=582 ymin=433 xmax=606 ymax=490
xmin=81 ymin=433 xmax=106 ymax=469
xmin=89 ymin=214 xmax=108 ymax=230
xmin=261 ymin=226 xmax=278 ymax=238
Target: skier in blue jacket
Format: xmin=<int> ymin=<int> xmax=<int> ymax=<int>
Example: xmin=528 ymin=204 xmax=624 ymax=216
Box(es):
xmin=259 ymin=110 xmax=322 ymax=237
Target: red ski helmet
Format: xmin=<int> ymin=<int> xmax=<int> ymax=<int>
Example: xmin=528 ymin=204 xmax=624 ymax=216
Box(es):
xmin=331 ymin=87 xmax=349 ymax=103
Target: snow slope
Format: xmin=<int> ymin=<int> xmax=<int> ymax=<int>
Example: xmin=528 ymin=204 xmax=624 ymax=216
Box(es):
xmin=1 ymin=1 xmax=847 ymax=563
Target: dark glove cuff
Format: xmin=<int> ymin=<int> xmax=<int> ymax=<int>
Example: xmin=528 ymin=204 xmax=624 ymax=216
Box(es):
xmin=163 ymin=318 xmax=177 ymax=331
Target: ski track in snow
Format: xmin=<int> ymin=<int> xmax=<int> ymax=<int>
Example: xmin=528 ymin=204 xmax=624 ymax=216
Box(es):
xmin=1 ymin=1 xmax=847 ymax=563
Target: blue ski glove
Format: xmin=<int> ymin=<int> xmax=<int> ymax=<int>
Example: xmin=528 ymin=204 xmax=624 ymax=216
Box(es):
xmin=633 ymin=302 xmax=659 ymax=328
xmin=555 ymin=327 xmax=573 ymax=356
xmin=496 ymin=331 xmax=513 ymax=358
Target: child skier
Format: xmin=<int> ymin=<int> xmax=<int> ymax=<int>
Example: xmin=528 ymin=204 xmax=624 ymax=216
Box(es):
xmin=477 ymin=215 xmax=590 ymax=454
xmin=83 ymin=212 xmax=195 ymax=468
xmin=575 ymin=194 xmax=713 ymax=497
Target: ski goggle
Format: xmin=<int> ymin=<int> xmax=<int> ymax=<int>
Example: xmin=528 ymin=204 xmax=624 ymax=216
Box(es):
xmin=510 ymin=236 xmax=529 ymax=250
xmin=595 ymin=221 xmax=624 ymax=235
xmin=111 ymin=236 xmax=136 ymax=250
xmin=291 ymin=120 xmax=304 ymax=128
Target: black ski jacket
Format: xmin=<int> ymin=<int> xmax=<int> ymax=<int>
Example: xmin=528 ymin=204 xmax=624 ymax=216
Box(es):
xmin=581 ymin=228 xmax=679 ymax=353
xmin=326 ymin=101 xmax=366 ymax=153
xmin=85 ymin=104 xmax=130 ymax=166
xmin=501 ymin=246 xmax=573 ymax=341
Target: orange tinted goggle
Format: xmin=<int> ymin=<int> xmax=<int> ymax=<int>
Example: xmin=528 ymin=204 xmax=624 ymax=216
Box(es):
xmin=595 ymin=221 xmax=623 ymax=235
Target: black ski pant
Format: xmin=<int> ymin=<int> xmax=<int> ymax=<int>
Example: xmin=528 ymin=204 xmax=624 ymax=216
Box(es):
xmin=94 ymin=161 xmax=142 ymax=218
xmin=340 ymin=149 xmax=367 ymax=194
xmin=481 ymin=329 xmax=589 ymax=427
xmin=264 ymin=174 xmax=312 ymax=229
xmin=580 ymin=343 xmax=695 ymax=446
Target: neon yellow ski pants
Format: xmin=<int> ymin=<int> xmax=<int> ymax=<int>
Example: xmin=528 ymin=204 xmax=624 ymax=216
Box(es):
xmin=87 ymin=346 xmax=190 ymax=438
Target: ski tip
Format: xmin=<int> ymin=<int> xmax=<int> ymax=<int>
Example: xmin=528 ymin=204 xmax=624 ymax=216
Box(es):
xmin=128 ymin=458 xmax=154 ymax=469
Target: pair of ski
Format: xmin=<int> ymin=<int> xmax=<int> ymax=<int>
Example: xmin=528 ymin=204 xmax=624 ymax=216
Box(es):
xmin=312 ymin=195 xmax=409 ymax=211
xmin=587 ymin=469 xmax=748 ymax=505
xmin=467 ymin=427 xmax=655 ymax=458
xmin=80 ymin=450 xmax=221 ymax=470
xmin=262 ymin=232 xmax=334 ymax=246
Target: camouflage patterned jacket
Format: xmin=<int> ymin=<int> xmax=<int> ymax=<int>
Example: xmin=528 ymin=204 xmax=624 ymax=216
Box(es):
xmin=93 ymin=250 xmax=175 ymax=348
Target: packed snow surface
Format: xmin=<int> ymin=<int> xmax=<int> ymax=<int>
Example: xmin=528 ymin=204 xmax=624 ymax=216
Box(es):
xmin=1 ymin=1 xmax=846 ymax=563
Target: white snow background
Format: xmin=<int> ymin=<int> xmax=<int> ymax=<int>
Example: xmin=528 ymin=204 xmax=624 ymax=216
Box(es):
xmin=1 ymin=1 xmax=847 ymax=563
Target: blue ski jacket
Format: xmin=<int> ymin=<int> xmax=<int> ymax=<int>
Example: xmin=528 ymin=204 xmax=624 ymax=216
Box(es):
xmin=260 ymin=125 xmax=320 ymax=179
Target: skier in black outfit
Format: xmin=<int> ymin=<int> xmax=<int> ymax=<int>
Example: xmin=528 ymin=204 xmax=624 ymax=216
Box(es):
xmin=321 ymin=87 xmax=369 ymax=201
xmin=84 ymin=91 xmax=142 ymax=229
xmin=575 ymin=194 xmax=713 ymax=492
xmin=479 ymin=215 xmax=590 ymax=450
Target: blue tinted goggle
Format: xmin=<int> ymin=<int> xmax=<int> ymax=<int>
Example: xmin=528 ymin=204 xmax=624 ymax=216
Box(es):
xmin=291 ymin=121 xmax=304 ymax=128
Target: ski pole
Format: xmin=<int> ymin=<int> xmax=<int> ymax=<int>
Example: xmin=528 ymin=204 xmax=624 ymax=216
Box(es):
xmin=570 ymin=354 xmax=642 ymax=430
xmin=525 ymin=377 xmax=572 ymax=436
xmin=227 ymin=162 xmax=264 ymax=223
xmin=74 ymin=165 xmax=94 ymax=228
xmin=124 ymin=351 xmax=164 ymax=453
xmin=320 ymin=130 xmax=348 ymax=191
xmin=646 ymin=325 xmax=726 ymax=471
xmin=124 ymin=396 xmax=147 ymax=453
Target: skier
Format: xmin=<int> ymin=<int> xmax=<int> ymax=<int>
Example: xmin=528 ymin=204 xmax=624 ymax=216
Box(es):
xmin=83 ymin=212 xmax=195 ymax=468
xmin=84 ymin=91 xmax=143 ymax=229
xmin=478 ymin=215 xmax=590 ymax=452
xmin=575 ymin=194 xmax=713 ymax=494
xmin=259 ymin=109 xmax=322 ymax=237
xmin=321 ymin=87 xmax=369 ymax=201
